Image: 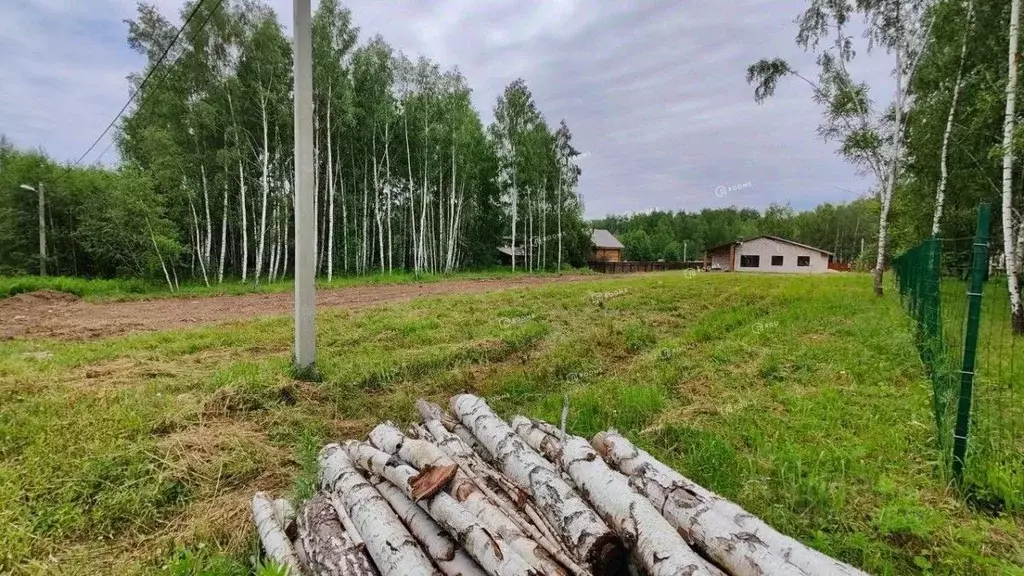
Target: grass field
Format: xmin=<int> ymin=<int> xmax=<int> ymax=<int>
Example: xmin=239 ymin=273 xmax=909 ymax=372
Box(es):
xmin=0 ymin=267 xmax=584 ymax=301
xmin=1 ymin=272 xmax=1021 ymax=574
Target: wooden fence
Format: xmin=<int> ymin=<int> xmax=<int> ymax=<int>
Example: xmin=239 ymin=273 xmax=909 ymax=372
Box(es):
xmin=587 ymin=260 xmax=704 ymax=274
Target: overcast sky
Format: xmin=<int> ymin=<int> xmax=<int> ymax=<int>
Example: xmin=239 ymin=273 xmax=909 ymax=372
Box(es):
xmin=0 ymin=0 xmax=895 ymax=219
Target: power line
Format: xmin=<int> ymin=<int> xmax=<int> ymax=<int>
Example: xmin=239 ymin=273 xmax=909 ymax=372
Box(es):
xmin=72 ymin=0 xmax=216 ymax=168
xmin=93 ymin=0 xmax=227 ymax=166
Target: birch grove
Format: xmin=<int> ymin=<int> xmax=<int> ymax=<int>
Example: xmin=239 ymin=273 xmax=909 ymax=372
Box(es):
xmin=104 ymin=0 xmax=592 ymax=287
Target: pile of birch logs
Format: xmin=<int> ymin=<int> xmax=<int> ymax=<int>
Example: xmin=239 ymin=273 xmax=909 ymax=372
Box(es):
xmin=252 ymin=394 xmax=866 ymax=575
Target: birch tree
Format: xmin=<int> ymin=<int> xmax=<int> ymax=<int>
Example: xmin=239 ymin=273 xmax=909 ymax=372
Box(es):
xmin=747 ymin=0 xmax=933 ymax=295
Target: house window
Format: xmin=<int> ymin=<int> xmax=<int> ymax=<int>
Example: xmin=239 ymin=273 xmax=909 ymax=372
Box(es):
xmin=797 ymin=256 xmax=811 ymax=267
xmin=771 ymin=255 xmax=784 ymax=266
xmin=739 ymin=255 xmax=760 ymax=268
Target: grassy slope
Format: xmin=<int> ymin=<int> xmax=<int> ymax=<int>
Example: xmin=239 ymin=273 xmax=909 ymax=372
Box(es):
xmin=0 ymin=272 xmax=1020 ymax=575
xmin=0 ymin=268 xmax=584 ymax=302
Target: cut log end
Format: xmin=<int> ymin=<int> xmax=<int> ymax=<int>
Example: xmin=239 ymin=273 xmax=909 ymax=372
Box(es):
xmin=585 ymin=530 xmax=629 ymax=576
xmin=409 ymin=462 xmax=459 ymax=501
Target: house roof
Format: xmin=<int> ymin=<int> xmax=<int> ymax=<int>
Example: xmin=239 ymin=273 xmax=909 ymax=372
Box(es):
xmin=497 ymin=245 xmax=526 ymax=257
xmin=591 ymin=229 xmax=625 ymax=249
xmin=705 ymin=235 xmax=833 ymax=256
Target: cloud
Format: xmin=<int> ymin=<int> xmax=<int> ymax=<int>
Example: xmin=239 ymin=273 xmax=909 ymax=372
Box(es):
xmin=0 ymin=0 xmax=894 ymax=217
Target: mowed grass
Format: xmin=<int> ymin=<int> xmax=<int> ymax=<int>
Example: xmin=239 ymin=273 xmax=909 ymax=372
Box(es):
xmin=1 ymin=272 xmax=1021 ymax=574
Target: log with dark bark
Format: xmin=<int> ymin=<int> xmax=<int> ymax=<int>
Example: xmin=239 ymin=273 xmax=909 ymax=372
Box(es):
xmin=297 ymin=491 xmax=379 ymax=576
xmin=319 ymin=444 xmax=442 ymax=576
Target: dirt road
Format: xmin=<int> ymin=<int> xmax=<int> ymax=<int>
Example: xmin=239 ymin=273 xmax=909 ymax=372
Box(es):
xmin=0 ymin=275 xmax=593 ymax=341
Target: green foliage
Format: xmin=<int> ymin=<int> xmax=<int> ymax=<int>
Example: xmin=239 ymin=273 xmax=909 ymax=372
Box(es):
xmin=594 ymin=201 xmax=877 ymax=264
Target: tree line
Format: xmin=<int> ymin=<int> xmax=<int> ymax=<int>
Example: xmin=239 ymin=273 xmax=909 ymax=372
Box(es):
xmin=591 ymin=199 xmax=877 ymax=264
xmin=746 ymin=0 xmax=1024 ymax=332
xmin=0 ymin=0 xmax=592 ymax=284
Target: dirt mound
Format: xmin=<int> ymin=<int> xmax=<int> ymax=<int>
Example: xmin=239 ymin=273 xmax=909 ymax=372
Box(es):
xmin=4 ymin=289 xmax=81 ymax=305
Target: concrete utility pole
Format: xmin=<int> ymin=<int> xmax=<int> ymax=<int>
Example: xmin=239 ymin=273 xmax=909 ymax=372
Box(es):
xmin=20 ymin=183 xmax=46 ymax=276
xmin=293 ymin=0 xmax=316 ymax=372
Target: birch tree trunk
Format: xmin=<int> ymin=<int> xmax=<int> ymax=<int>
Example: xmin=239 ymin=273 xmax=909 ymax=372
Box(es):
xmin=369 ymin=476 xmax=485 ymax=576
xmin=188 ymin=189 xmax=211 ymax=287
xmin=343 ymin=440 xmax=542 ymax=576
xmin=557 ymin=175 xmax=562 ymax=273
xmin=201 ymin=164 xmax=213 ymax=269
xmin=450 ymin=395 xmax=624 ymax=575
xmin=593 ymin=431 xmax=866 ymax=576
xmin=298 ymin=491 xmax=379 ymax=576
xmin=327 ymin=87 xmax=336 ymax=282
xmin=932 ymin=1 xmax=973 ymax=236
xmin=559 ymin=436 xmax=712 ymax=576
xmin=219 ymin=175 xmax=228 ymax=283
xmin=319 ymin=444 xmax=441 ymax=576
xmin=385 ymin=122 xmax=393 ymax=274
xmin=252 ymin=491 xmax=305 ymax=573
xmin=256 ymin=97 xmax=271 ymax=284
xmin=1003 ymin=0 xmax=1024 ymax=334
xmin=239 ymin=156 xmax=249 ymax=282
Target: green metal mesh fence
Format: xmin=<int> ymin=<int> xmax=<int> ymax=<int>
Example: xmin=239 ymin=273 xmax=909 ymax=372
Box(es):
xmin=893 ymin=204 xmax=1022 ymax=512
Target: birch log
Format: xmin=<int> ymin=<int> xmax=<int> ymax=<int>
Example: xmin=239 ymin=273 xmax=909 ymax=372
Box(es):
xmin=370 ymin=423 xmax=572 ymax=576
xmin=297 ymin=491 xmax=379 ymax=576
xmin=417 ymin=398 xmax=490 ymax=459
xmin=559 ymin=436 xmax=713 ymax=576
xmin=593 ymin=431 xmax=866 ymax=576
xmin=253 ymin=491 xmax=305 ymax=574
xmin=511 ymin=416 xmax=563 ymax=463
xmin=344 ymin=440 xmax=541 ymax=576
xmin=319 ymin=444 xmax=441 ymax=576
xmin=450 ymin=395 xmax=625 ymax=575
xmin=370 ymin=476 xmax=486 ymax=576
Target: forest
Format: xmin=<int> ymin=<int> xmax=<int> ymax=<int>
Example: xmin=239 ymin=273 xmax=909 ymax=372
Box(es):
xmin=592 ymin=199 xmax=878 ymax=265
xmin=0 ymin=0 xmax=593 ymax=286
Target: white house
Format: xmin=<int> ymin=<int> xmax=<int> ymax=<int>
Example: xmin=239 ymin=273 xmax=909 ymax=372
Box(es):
xmin=705 ymin=236 xmax=832 ymax=273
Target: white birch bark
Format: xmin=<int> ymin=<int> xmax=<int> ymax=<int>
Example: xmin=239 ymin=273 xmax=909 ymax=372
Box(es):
xmin=219 ymin=175 xmax=228 ymax=283
xmin=147 ymin=218 xmax=174 ymax=292
xmin=327 ymin=86 xmax=336 ymax=282
xmin=932 ymin=0 xmax=973 ymax=236
xmin=559 ymin=436 xmax=711 ymax=576
xmin=402 ymin=109 xmax=417 ymax=273
xmin=256 ymin=97 xmax=271 ymax=284
xmin=343 ymin=440 xmax=541 ymax=576
xmin=416 ymin=399 xmax=490 ymax=459
xmin=201 ymin=164 xmax=213 ymax=269
xmin=252 ymin=491 xmax=304 ymax=574
xmin=319 ymin=444 xmax=440 ymax=576
xmin=370 ymin=424 xmax=568 ymax=576
xmin=511 ymin=416 xmax=563 ymax=464
xmin=593 ymin=431 xmax=866 ymax=576
xmin=297 ymin=491 xmax=378 ymax=576
xmin=1003 ymin=0 xmax=1024 ymax=333
xmin=450 ymin=395 xmax=623 ymax=574
xmin=239 ymin=156 xmax=249 ymax=282
xmin=385 ymin=121 xmax=393 ymax=274
xmin=188 ymin=188 xmax=211 ymax=287
xmin=370 ymin=476 xmax=485 ymax=576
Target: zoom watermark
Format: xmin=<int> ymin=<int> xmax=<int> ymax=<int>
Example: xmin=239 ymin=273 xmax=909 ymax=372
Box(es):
xmin=752 ymin=321 xmax=779 ymax=334
xmin=497 ymin=314 xmax=535 ymax=327
xmin=714 ymin=181 xmax=753 ymax=198
xmin=589 ymin=289 xmax=629 ymax=303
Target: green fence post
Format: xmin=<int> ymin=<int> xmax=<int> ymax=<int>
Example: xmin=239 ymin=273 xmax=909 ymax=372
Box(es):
xmin=952 ymin=203 xmax=991 ymax=481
